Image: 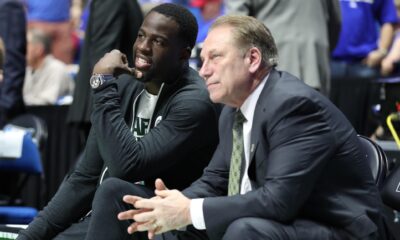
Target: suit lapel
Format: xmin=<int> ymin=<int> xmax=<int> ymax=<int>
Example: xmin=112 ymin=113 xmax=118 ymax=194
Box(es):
xmin=248 ymin=69 xmax=280 ymax=165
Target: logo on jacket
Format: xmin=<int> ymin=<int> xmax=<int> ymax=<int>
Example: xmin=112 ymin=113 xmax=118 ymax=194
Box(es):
xmin=396 ymin=182 xmax=400 ymax=193
xmin=155 ymin=116 xmax=162 ymax=127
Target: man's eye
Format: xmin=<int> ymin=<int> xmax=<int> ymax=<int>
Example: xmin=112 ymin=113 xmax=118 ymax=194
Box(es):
xmin=153 ymin=38 xmax=164 ymax=45
xmin=210 ymin=54 xmax=220 ymax=60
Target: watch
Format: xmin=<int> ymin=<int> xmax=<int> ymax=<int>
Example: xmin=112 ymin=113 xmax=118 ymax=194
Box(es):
xmin=90 ymin=74 xmax=114 ymax=89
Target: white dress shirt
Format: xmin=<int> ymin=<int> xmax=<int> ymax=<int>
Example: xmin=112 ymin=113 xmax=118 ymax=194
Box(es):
xmin=190 ymin=74 xmax=269 ymax=230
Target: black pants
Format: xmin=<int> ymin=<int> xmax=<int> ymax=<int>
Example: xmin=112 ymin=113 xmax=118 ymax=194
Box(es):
xmin=53 ymin=216 xmax=90 ymax=240
xmin=82 ymin=178 xmax=362 ymax=240
xmin=84 ymin=178 xmax=207 ymax=240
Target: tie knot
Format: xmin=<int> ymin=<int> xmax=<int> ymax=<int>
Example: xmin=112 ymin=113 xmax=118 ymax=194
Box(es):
xmin=235 ymin=110 xmax=246 ymax=125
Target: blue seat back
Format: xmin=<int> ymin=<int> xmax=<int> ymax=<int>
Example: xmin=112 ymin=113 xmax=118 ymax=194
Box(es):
xmin=0 ymin=133 xmax=42 ymax=174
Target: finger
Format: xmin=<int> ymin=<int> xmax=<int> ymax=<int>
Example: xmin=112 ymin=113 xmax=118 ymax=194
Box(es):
xmin=110 ymin=49 xmax=121 ymax=54
xmin=148 ymin=226 xmax=162 ymax=240
xmin=133 ymin=219 xmax=158 ymax=232
xmin=132 ymin=68 xmax=143 ymax=79
xmin=127 ymin=221 xmax=140 ymax=234
xmin=155 ymin=189 xmax=172 ymax=198
xmin=122 ymin=195 xmax=142 ymax=205
xmin=118 ymin=208 xmax=147 ymax=221
xmin=121 ymin=53 xmax=128 ymax=64
xmin=114 ymin=66 xmax=143 ymax=79
xmin=150 ymin=195 xmax=162 ymax=200
xmin=136 ymin=223 xmax=154 ymax=232
xmin=155 ymin=178 xmax=168 ymax=191
xmin=114 ymin=65 xmax=135 ymax=77
xmin=134 ymin=199 xmax=157 ymax=210
xmin=148 ymin=230 xmax=155 ymax=240
xmin=127 ymin=220 xmax=157 ymax=234
xmin=154 ymin=226 xmax=165 ymax=235
xmin=133 ymin=210 xmax=155 ymax=223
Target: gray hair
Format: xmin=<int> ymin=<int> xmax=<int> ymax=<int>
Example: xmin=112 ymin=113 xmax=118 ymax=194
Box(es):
xmin=28 ymin=28 xmax=52 ymax=54
xmin=210 ymin=15 xmax=278 ymax=68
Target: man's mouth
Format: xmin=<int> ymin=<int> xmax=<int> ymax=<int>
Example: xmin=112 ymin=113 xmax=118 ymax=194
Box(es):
xmin=207 ymin=82 xmax=219 ymax=90
xmin=135 ymin=56 xmax=152 ymax=70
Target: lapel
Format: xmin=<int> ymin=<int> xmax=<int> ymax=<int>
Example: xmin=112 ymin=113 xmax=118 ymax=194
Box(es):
xmin=248 ymin=69 xmax=280 ymax=165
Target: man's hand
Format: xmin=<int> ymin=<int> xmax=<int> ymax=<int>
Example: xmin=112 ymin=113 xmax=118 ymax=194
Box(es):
xmin=117 ymin=179 xmax=192 ymax=239
xmin=92 ymin=49 xmax=143 ymax=78
xmin=363 ymin=49 xmax=386 ymax=67
xmin=381 ymin=58 xmax=394 ymax=76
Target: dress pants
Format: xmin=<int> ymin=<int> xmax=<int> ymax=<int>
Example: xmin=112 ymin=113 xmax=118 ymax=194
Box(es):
xmin=83 ymin=178 xmax=360 ymax=240
xmin=53 ymin=216 xmax=90 ymax=240
xmin=85 ymin=178 xmax=208 ymax=240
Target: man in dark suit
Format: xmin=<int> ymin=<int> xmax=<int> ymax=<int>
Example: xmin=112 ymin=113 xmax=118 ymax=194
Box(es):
xmin=0 ymin=0 xmax=26 ymax=203
xmin=86 ymin=15 xmax=394 ymax=240
xmin=0 ymin=0 xmax=26 ymax=128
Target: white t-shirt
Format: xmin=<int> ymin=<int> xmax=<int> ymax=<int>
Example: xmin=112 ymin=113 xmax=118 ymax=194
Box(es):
xmin=132 ymin=90 xmax=159 ymax=140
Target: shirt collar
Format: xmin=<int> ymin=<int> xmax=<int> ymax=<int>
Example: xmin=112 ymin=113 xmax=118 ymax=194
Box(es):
xmin=240 ymin=73 xmax=269 ymax=123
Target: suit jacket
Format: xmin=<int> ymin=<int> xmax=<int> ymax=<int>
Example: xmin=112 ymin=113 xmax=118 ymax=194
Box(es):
xmin=0 ymin=0 xmax=26 ymax=127
xmin=183 ymin=70 xmax=389 ymax=240
xmin=67 ymin=0 xmax=143 ymax=126
xmin=225 ymin=0 xmax=341 ymax=94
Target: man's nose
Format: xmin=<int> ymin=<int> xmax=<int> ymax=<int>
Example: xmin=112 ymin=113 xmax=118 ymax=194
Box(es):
xmin=199 ymin=60 xmax=211 ymax=79
xmin=137 ymin=39 xmax=151 ymax=52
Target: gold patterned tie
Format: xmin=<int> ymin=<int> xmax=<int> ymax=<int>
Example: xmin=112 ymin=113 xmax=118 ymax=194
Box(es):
xmin=228 ymin=110 xmax=246 ymax=196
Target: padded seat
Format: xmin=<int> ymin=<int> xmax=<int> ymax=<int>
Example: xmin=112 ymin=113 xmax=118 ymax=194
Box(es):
xmin=358 ymin=135 xmax=389 ymax=188
xmin=0 ymin=207 xmax=37 ymax=224
xmin=0 ymin=114 xmax=47 ymax=224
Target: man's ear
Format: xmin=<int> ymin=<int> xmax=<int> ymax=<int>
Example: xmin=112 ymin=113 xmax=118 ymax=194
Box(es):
xmin=37 ymin=44 xmax=46 ymax=57
xmin=246 ymin=47 xmax=262 ymax=74
xmin=181 ymin=47 xmax=192 ymax=60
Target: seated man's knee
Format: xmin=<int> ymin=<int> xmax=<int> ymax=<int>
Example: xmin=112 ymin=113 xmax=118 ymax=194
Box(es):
xmin=223 ymin=218 xmax=283 ymax=240
xmin=97 ymin=178 xmax=127 ymax=196
xmin=94 ymin=178 xmax=154 ymax=206
xmin=92 ymin=178 xmax=130 ymax=206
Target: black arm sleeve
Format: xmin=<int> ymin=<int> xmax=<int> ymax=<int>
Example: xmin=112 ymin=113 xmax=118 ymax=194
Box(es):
xmin=91 ymin=81 xmax=216 ymax=183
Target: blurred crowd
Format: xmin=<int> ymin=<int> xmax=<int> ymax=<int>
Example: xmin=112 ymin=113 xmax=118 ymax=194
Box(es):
xmin=0 ymin=0 xmax=399 ymax=138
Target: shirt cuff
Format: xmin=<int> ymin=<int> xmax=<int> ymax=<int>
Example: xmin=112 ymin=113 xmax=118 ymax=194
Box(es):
xmin=190 ymin=198 xmax=206 ymax=230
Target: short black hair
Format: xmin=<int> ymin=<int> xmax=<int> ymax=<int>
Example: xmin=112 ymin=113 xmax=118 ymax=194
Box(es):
xmin=149 ymin=3 xmax=198 ymax=49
